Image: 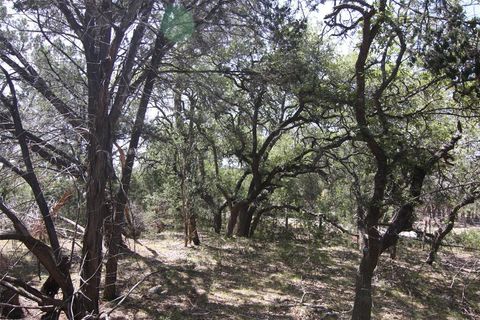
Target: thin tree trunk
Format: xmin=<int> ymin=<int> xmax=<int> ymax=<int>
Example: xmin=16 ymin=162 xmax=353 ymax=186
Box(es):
xmin=352 ymin=230 xmax=381 ymax=320
xmin=285 ymin=211 xmax=288 ymax=231
xmin=214 ymin=209 xmax=222 ymax=234
xmin=187 ymin=214 xmax=201 ymax=245
xmin=249 ymin=209 xmax=262 ymax=237
xmin=103 ymin=31 xmax=170 ymax=301
xmin=426 ymin=194 xmax=476 ymax=264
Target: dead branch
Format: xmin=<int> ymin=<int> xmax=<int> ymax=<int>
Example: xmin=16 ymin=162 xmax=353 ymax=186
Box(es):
xmin=0 ymin=275 xmax=62 ymax=306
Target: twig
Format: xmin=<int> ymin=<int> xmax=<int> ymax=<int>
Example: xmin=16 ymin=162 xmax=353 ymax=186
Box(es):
xmin=0 ymin=302 xmax=54 ymax=310
xmin=101 ymin=271 xmax=160 ymax=317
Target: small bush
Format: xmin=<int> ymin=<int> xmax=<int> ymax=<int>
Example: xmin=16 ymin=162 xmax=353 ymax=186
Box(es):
xmin=450 ymin=229 xmax=480 ymax=248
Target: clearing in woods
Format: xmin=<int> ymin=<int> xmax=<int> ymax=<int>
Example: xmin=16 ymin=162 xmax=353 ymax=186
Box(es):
xmin=1 ymin=229 xmax=479 ymax=319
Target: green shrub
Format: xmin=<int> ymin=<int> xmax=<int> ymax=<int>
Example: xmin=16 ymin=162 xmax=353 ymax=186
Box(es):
xmin=451 ymin=229 xmax=480 ymax=248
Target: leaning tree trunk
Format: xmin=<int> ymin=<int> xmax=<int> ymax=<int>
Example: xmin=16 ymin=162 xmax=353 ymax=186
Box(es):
xmin=426 ymin=194 xmax=477 ymax=264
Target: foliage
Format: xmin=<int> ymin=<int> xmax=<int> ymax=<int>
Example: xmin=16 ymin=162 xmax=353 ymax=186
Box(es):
xmin=1 ymin=0 xmax=480 ymax=319
xmin=451 ymin=229 xmax=480 ymax=248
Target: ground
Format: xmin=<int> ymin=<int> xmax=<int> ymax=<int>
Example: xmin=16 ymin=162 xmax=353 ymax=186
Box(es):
xmin=1 ymin=229 xmax=479 ymax=319
xmin=101 ymin=230 xmax=480 ymax=319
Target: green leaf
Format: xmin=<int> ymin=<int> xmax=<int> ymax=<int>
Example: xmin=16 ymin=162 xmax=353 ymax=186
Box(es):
xmin=160 ymin=5 xmax=194 ymax=43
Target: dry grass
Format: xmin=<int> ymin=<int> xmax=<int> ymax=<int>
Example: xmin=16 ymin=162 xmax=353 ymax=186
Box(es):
xmin=103 ymin=231 xmax=479 ymax=320
xmin=1 ymin=229 xmax=479 ymax=319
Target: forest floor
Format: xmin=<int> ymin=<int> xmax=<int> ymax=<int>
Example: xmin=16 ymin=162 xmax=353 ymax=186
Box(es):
xmin=105 ymin=226 xmax=480 ymax=320
xmin=2 ymin=227 xmax=480 ymax=320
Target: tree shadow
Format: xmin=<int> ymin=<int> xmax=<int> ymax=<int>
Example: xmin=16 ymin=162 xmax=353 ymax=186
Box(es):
xmin=7 ymin=230 xmax=477 ymax=319
xmin=110 ymin=232 xmax=340 ymax=319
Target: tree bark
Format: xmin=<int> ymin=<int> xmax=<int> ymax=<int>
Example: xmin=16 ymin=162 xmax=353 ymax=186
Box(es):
xmin=103 ymin=31 xmax=170 ymax=301
xmin=236 ymin=205 xmax=254 ymax=237
xmin=352 ymin=229 xmax=381 ymax=320
xmin=214 ymin=208 xmax=222 ymax=234
xmin=185 ymin=213 xmax=200 ymax=246
xmin=248 ymin=208 xmax=262 ymax=237
xmin=81 ymin=136 xmax=111 ymax=314
xmin=226 ymin=201 xmax=249 ymax=237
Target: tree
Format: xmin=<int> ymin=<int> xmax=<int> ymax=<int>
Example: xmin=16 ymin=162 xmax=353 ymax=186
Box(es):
xmin=191 ymin=28 xmax=352 ymax=237
xmin=137 ymin=1 xmax=350 ymax=238
xmin=324 ymin=1 xmax=470 ymax=319
xmin=0 ymin=0 xmax=231 ymax=317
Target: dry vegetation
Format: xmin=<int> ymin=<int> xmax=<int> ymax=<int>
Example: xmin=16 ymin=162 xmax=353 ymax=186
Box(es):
xmin=1 ymin=228 xmax=479 ymax=320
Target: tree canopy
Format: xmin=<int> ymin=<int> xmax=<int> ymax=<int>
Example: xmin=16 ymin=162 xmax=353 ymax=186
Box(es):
xmin=0 ymin=0 xmax=479 ymax=319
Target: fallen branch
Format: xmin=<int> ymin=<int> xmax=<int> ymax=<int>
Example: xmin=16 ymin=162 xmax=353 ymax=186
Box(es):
xmin=0 ymin=302 xmax=54 ymax=310
xmin=0 ymin=275 xmax=62 ymax=307
xmin=57 ymin=216 xmax=85 ymax=233
xmin=396 ymin=233 xmax=480 ymax=252
xmin=100 ymin=270 xmax=161 ymax=318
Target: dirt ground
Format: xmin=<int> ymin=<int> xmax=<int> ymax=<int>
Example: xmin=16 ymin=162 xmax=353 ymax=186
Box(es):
xmin=2 ymin=229 xmax=479 ymax=319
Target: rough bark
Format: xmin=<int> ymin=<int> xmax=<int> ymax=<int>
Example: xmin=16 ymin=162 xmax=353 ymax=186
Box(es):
xmin=104 ymin=30 xmax=170 ymax=301
xmin=213 ymin=207 xmax=223 ymax=234
xmin=249 ymin=210 xmax=262 ymax=237
xmin=80 ymin=1 xmax=115 ymax=311
xmin=226 ymin=200 xmax=249 ymax=236
xmin=185 ymin=213 xmax=201 ymax=246
xmin=349 ymin=3 xmax=388 ymax=317
xmin=236 ymin=206 xmax=255 ymax=237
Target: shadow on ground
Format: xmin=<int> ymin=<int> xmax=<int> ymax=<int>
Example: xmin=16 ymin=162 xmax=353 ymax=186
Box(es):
xmin=103 ymin=231 xmax=479 ymax=320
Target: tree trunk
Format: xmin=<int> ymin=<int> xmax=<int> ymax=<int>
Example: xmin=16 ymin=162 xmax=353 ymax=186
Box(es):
xmin=426 ymin=194 xmax=476 ymax=264
xmin=226 ymin=201 xmax=249 ymax=236
xmin=191 ymin=215 xmax=200 ymax=245
xmin=81 ymin=146 xmax=111 ymax=314
xmin=249 ymin=209 xmax=262 ymax=237
xmin=200 ymin=193 xmax=223 ymax=234
xmin=352 ymin=257 xmax=374 ymax=320
xmin=103 ymin=203 xmax=124 ymax=301
xmin=103 ymin=30 xmax=169 ymax=301
xmin=226 ymin=209 xmax=238 ymax=237
xmin=185 ymin=213 xmax=200 ymax=246
xmin=81 ymin=54 xmax=113 ymax=314
xmin=40 ymin=256 xmax=71 ymax=319
xmin=80 ymin=9 xmax=115 ymax=311
xmin=352 ymin=230 xmax=381 ymax=320
xmin=236 ymin=204 xmax=254 ymax=237
xmin=214 ymin=208 xmax=222 ymax=234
